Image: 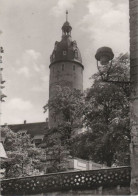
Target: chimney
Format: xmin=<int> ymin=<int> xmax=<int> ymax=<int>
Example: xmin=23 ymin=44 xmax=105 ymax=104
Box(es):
xmin=24 ymin=120 xmax=27 ymax=124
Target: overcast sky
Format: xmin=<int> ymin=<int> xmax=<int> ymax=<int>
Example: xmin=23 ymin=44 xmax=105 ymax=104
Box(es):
xmin=0 ymin=0 xmax=129 ymax=125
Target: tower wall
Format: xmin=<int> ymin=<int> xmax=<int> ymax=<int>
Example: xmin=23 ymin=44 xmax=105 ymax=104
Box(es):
xmin=49 ymin=61 xmax=83 ymax=95
xmin=49 ymin=61 xmax=83 ymax=128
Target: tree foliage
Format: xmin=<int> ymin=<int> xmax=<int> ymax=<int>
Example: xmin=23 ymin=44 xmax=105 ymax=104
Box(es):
xmin=43 ymin=86 xmax=85 ymax=172
xmin=1 ymin=126 xmax=46 ymax=178
xmin=71 ymin=54 xmax=130 ymax=167
xmin=44 ymin=86 xmax=84 ymax=127
xmin=43 ymin=54 xmax=130 ymax=168
xmin=40 ymin=126 xmax=70 ymax=173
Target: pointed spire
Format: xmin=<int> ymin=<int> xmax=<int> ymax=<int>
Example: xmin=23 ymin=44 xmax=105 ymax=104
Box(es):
xmin=66 ymin=10 xmax=68 ymax=22
xmin=62 ymin=10 xmax=72 ymax=37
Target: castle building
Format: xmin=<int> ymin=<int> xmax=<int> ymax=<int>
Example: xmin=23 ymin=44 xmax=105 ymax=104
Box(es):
xmin=2 ymin=13 xmax=84 ymax=143
xmin=2 ymin=121 xmax=48 ymax=147
xmin=49 ymin=11 xmax=84 ymax=128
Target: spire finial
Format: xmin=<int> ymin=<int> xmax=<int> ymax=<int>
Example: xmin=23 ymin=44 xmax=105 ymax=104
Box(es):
xmin=66 ymin=10 xmax=68 ymax=21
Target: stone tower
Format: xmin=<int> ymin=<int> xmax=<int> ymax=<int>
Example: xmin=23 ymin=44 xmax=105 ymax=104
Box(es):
xmin=49 ymin=11 xmax=84 ymax=128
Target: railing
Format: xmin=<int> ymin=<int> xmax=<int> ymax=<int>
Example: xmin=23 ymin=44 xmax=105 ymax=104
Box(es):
xmin=1 ymin=166 xmax=130 ymax=195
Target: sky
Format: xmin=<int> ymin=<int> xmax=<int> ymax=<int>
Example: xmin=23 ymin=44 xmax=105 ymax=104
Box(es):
xmin=0 ymin=0 xmax=129 ymax=125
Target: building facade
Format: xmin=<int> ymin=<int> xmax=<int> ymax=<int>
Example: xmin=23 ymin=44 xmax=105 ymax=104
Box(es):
xmin=49 ymin=12 xmax=84 ymax=128
xmin=2 ymin=121 xmax=48 ymax=146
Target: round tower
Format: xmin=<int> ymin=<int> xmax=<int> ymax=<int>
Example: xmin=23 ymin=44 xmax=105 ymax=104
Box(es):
xmin=49 ymin=11 xmax=84 ymax=128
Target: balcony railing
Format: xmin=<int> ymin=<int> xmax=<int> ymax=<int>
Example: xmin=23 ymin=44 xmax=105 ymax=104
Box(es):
xmin=1 ymin=166 xmax=130 ymax=195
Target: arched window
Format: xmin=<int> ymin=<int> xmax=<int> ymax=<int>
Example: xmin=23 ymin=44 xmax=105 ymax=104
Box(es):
xmin=73 ymin=65 xmax=75 ymax=71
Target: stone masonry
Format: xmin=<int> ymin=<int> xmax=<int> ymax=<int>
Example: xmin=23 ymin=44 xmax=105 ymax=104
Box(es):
xmin=129 ymin=0 xmax=138 ymax=194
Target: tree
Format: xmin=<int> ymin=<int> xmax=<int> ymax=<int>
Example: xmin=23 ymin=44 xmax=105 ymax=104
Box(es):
xmin=43 ymin=54 xmax=130 ymax=167
xmin=71 ymin=53 xmax=130 ymax=167
xmin=1 ymin=126 xmax=46 ymax=178
xmin=40 ymin=127 xmax=70 ymax=173
xmin=43 ymin=86 xmax=85 ymax=172
xmin=44 ymin=86 xmax=84 ymax=129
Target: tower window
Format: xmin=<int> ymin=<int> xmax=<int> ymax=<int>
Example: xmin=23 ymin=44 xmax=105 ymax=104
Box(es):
xmin=73 ymin=65 xmax=75 ymax=71
xmin=63 ymin=51 xmax=67 ymax=55
xmin=62 ymin=64 xmax=64 ymax=71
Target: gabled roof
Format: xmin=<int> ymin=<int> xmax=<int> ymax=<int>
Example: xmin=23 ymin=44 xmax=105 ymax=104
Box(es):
xmin=6 ymin=122 xmax=49 ymax=137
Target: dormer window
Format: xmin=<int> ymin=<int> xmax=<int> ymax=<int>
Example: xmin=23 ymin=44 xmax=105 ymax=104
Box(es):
xmin=54 ymin=41 xmax=58 ymax=50
xmin=73 ymin=41 xmax=77 ymax=47
xmin=18 ymin=130 xmax=27 ymax=136
xmin=75 ymin=50 xmax=78 ymax=58
xmin=63 ymin=51 xmax=67 ymax=55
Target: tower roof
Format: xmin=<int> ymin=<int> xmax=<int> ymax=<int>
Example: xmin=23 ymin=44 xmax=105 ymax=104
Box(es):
xmin=50 ymin=11 xmax=82 ymax=65
xmin=62 ymin=21 xmax=72 ymax=34
xmin=61 ymin=10 xmax=72 ymax=33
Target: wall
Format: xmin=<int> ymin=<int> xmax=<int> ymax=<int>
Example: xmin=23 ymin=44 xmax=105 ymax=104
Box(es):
xmin=49 ymin=61 xmax=83 ymax=94
xmin=1 ymin=167 xmax=130 ymax=195
xmin=49 ymin=61 xmax=83 ymax=128
xmin=68 ymin=158 xmax=105 ymax=171
xmin=129 ymin=0 xmax=138 ymax=194
xmin=28 ymin=186 xmax=130 ymax=196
